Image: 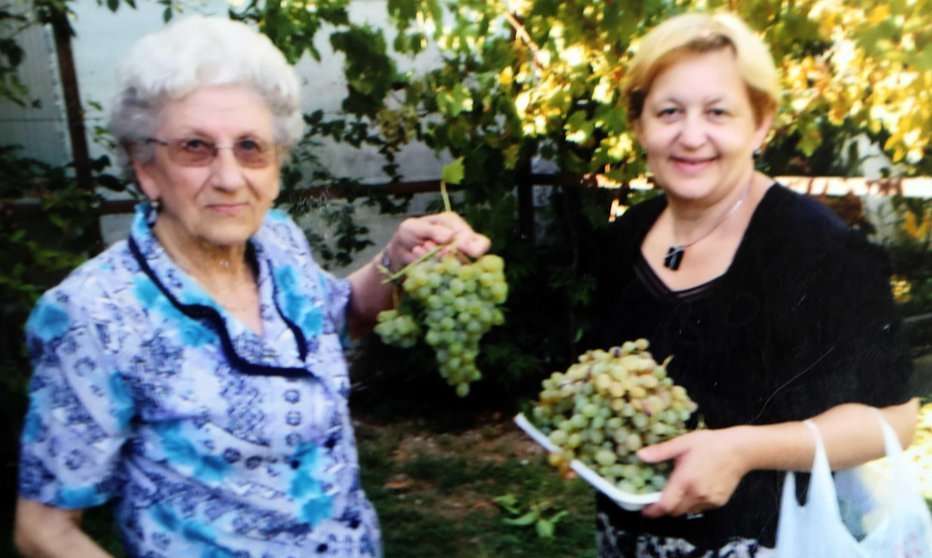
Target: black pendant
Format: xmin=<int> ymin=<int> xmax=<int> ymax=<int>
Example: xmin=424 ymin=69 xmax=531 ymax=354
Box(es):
xmin=663 ymin=245 xmax=684 ymax=270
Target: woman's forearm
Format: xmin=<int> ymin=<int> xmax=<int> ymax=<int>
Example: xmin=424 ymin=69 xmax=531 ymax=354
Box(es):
xmin=15 ymin=499 xmax=113 ymax=558
xmin=346 ymin=251 xmax=395 ymax=336
xmin=734 ymin=399 xmax=920 ymax=473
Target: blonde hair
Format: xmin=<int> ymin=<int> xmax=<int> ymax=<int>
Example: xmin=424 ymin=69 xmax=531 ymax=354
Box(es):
xmin=622 ymin=12 xmax=780 ymax=125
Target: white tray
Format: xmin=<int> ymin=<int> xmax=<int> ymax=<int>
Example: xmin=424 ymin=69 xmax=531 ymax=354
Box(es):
xmin=514 ymin=413 xmax=662 ymax=511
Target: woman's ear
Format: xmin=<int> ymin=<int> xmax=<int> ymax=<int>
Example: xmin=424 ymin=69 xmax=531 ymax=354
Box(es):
xmin=133 ymin=159 xmax=160 ymax=202
xmin=752 ymin=110 xmax=775 ymax=153
xmin=632 ymin=118 xmax=645 ymax=153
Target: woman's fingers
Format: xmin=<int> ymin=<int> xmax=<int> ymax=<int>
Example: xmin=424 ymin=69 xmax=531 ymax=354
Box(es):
xmin=638 ymin=429 xmax=747 ymax=518
xmin=391 ymin=212 xmax=490 ymax=264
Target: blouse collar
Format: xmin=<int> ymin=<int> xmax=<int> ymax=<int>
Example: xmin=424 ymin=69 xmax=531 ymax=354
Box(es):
xmin=127 ymin=203 xmax=313 ymax=378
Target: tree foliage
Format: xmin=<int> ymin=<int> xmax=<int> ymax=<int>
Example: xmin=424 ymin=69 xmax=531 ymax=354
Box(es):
xmin=376 ymin=0 xmax=931 ymax=179
xmin=1 ymin=0 xmax=928 ymax=412
xmin=321 ymin=0 xmax=930 ymax=409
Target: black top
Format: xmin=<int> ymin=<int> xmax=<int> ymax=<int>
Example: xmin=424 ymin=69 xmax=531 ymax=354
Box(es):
xmin=588 ymin=184 xmax=913 ymax=549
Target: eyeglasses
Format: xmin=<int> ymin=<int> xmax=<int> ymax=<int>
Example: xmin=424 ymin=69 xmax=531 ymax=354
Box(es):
xmin=146 ymin=137 xmax=277 ymax=168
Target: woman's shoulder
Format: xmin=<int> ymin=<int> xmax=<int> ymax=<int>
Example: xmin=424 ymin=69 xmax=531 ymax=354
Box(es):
xmin=254 ymin=209 xmax=316 ymax=261
xmin=38 ymin=241 xmax=136 ymax=306
xmin=598 ymin=192 xmax=665 ymax=248
xmin=750 ymin=184 xmax=892 ymax=281
xmin=759 ymin=184 xmax=850 ymax=237
xmin=27 ymin=241 xmax=138 ymax=340
xmin=613 ymin=192 xmax=666 ymax=230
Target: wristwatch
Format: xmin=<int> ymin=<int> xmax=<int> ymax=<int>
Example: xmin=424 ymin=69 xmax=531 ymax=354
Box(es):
xmin=380 ymin=249 xmax=404 ymax=286
xmin=380 ymin=249 xmax=395 ymax=274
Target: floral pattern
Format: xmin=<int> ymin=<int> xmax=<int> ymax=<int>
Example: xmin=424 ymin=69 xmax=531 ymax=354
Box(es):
xmin=597 ymin=513 xmax=775 ymax=558
xmin=19 ymin=204 xmax=381 ymax=557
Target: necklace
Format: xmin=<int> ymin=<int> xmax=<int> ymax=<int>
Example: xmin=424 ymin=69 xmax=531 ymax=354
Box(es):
xmin=662 ymin=176 xmax=754 ymax=271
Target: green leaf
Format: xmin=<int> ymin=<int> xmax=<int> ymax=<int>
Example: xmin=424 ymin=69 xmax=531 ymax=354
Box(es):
xmin=441 ymin=157 xmax=465 ymax=185
xmin=492 ymin=493 xmax=521 ymax=515
xmin=503 ymin=511 xmax=538 ymax=526
xmin=917 ymin=42 xmax=932 ymax=72
xmin=387 ymin=0 xmax=418 ymax=25
xmin=437 ymin=84 xmax=473 ymax=117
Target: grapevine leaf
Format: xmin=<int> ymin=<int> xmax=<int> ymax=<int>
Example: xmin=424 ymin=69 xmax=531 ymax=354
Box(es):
xmin=441 ymin=157 xmax=465 ymax=186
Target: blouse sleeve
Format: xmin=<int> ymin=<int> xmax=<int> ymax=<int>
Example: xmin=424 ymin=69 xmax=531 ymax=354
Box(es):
xmin=267 ymin=210 xmax=353 ymax=346
xmin=768 ymin=228 xmax=913 ymax=419
xmin=18 ymin=290 xmax=136 ymax=509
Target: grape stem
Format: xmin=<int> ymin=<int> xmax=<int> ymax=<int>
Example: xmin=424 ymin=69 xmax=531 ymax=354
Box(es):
xmin=381 ymin=244 xmax=446 ymax=284
xmin=440 ymin=180 xmax=452 ymax=213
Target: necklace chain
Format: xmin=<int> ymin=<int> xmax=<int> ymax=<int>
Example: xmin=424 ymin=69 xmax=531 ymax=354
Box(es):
xmin=663 ymin=176 xmax=754 ymax=271
xmin=168 ymin=248 xmax=258 ymax=311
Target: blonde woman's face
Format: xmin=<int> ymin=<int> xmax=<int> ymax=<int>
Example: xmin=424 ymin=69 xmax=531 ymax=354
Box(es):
xmin=634 ymin=49 xmax=772 ymax=205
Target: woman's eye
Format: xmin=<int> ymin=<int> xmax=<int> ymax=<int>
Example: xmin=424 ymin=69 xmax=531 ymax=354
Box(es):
xmin=237 ymin=139 xmax=262 ymax=153
xmin=181 ymin=138 xmax=211 ymax=152
xmin=657 ymin=107 xmax=678 ymax=117
xmin=708 ymin=108 xmax=727 ymax=117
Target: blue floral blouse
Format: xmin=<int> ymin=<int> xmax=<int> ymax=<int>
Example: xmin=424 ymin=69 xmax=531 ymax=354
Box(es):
xmin=19 ymin=204 xmax=381 ymax=557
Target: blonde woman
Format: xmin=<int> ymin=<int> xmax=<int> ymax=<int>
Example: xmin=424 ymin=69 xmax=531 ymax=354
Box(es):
xmin=588 ymin=12 xmax=918 ymax=557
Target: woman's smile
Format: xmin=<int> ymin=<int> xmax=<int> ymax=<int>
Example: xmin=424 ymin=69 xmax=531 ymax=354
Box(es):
xmin=670 ymin=155 xmax=717 ymax=173
xmin=206 ymin=202 xmax=250 ymax=214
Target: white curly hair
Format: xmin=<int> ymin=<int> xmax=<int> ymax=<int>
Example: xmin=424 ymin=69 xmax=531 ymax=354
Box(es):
xmin=108 ymin=15 xmax=303 ymax=173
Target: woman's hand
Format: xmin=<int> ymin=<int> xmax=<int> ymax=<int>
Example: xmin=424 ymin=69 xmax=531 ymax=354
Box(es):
xmin=635 ymin=400 xmax=920 ymax=519
xmin=637 ymin=427 xmax=752 ymax=518
xmin=384 ymin=212 xmax=491 ymax=272
xmin=348 ymin=211 xmax=491 ymax=335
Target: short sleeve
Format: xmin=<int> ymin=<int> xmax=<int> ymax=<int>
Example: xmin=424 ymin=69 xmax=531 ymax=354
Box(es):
xmin=771 ymin=230 xmax=913 ymax=418
xmin=261 ymin=210 xmax=352 ymax=346
xmin=18 ymin=291 xmax=136 ymax=509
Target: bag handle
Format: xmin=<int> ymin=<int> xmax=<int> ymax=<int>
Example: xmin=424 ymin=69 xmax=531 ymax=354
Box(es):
xmin=869 ymin=408 xmax=906 ymax=462
xmin=800 ymin=420 xmax=844 ymax=519
xmin=802 ymin=410 xmax=909 ymax=507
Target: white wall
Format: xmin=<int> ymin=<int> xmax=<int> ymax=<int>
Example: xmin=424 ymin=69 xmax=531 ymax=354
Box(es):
xmin=0 ymin=4 xmax=70 ymax=165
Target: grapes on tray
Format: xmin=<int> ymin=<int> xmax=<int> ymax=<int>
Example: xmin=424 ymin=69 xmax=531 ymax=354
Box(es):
xmin=375 ymin=252 xmax=508 ymax=397
xmin=530 ymin=339 xmax=698 ymax=494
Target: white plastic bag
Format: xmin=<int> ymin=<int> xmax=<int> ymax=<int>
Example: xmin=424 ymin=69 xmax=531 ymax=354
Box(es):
xmin=775 ymin=413 xmax=932 ymax=558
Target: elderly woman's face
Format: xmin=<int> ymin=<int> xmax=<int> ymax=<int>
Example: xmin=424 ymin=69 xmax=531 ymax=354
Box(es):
xmin=634 ymin=48 xmax=771 ymax=204
xmin=134 ymin=84 xmax=281 ymax=248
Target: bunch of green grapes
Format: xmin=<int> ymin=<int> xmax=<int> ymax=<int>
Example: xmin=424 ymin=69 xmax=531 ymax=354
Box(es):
xmin=531 ymin=339 xmax=698 ymax=494
xmin=375 ymin=253 xmax=508 ymax=397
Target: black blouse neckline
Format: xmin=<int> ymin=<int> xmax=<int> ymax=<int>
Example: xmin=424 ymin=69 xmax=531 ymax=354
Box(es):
xmin=635 ymin=182 xmax=781 ymax=299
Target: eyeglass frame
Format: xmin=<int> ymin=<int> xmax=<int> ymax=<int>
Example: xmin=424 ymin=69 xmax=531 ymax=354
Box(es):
xmin=144 ymin=136 xmax=279 ymax=168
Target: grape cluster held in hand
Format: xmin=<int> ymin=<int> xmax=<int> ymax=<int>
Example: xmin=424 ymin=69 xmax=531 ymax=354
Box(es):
xmin=375 ymin=252 xmax=508 ymax=397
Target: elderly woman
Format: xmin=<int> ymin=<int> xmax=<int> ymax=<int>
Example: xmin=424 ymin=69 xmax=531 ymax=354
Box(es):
xmin=588 ymin=11 xmax=918 ymax=557
xmin=14 ymin=15 xmax=488 ymax=558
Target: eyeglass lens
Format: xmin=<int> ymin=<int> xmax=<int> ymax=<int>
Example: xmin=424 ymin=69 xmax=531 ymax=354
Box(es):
xmin=166 ymin=138 xmax=274 ymax=168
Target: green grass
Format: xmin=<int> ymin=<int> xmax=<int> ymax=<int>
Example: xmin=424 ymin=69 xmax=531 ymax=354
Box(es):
xmin=355 ymin=417 xmax=598 ymax=558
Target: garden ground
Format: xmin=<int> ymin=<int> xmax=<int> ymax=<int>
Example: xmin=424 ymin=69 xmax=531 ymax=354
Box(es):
xmin=14 ymin=403 xmax=932 ymax=557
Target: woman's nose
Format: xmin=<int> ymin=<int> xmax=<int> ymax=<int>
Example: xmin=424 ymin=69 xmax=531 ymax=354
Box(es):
xmin=209 ymin=148 xmax=247 ymax=191
xmin=676 ymin=114 xmax=707 ymax=149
